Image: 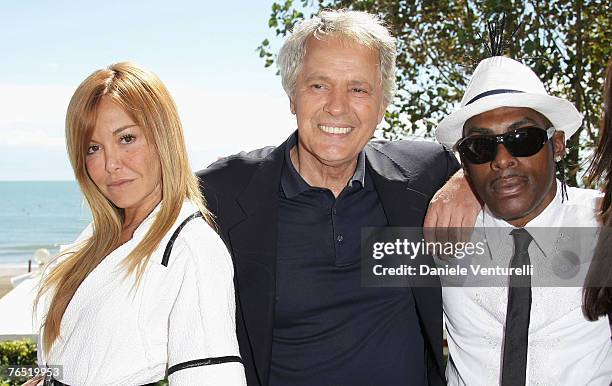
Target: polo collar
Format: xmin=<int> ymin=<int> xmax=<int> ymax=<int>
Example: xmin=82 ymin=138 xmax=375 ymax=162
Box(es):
xmin=281 ymin=131 xmax=367 ymax=198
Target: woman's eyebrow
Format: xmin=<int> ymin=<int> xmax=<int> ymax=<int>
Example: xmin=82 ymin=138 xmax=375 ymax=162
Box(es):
xmin=112 ymin=124 xmax=138 ymax=135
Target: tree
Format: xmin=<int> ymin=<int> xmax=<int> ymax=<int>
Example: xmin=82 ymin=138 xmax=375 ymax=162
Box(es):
xmin=258 ymin=0 xmax=611 ymax=187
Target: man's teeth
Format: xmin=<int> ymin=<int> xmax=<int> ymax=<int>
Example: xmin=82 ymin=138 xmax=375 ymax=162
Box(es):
xmin=319 ymin=125 xmax=352 ymax=134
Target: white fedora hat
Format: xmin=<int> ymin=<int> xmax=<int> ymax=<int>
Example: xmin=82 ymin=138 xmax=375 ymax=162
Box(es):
xmin=435 ymin=56 xmax=582 ymax=148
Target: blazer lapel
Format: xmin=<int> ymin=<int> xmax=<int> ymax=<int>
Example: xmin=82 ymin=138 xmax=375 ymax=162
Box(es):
xmin=365 ymin=144 xmax=430 ymax=227
xmin=228 ymin=143 xmax=285 ymax=385
xmin=365 ymin=145 xmax=444 ymax=375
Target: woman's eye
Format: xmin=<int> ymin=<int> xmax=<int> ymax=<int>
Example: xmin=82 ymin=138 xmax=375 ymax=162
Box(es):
xmin=86 ymin=144 xmax=99 ymax=155
xmin=120 ymin=134 xmax=135 ymax=144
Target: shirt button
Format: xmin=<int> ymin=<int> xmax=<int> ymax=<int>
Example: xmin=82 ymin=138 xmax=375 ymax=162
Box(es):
xmin=333 ymin=208 xmax=337 ymax=215
xmin=337 ymin=235 xmax=343 ymax=242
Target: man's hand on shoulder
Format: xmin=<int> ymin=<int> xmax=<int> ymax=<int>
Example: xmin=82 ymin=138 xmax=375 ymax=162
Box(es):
xmin=424 ymin=170 xmax=481 ymax=243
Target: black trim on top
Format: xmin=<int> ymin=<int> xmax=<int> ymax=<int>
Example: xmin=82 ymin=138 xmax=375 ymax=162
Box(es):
xmin=465 ymin=89 xmax=524 ymax=106
xmin=50 ymin=379 xmax=158 ymax=386
xmin=161 ymin=211 xmax=203 ymax=267
xmin=167 ymin=356 xmax=243 ymax=377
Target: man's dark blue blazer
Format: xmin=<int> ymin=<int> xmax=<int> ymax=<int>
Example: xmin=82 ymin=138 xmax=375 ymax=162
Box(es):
xmin=197 ymin=132 xmax=459 ymax=386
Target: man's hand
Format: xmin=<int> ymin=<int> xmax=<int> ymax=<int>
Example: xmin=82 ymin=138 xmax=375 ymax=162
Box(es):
xmin=424 ymin=170 xmax=481 ymax=243
xmin=21 ymin=375 xmax=44 ymax=386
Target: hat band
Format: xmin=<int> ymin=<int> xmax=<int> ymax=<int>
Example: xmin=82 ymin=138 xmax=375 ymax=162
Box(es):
xmin=465 ymin=89 xmax=524 ymax=106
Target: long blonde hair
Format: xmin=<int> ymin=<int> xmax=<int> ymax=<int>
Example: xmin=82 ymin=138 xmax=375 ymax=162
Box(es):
xmin=35 ymin=62 xmax=212 ymax=354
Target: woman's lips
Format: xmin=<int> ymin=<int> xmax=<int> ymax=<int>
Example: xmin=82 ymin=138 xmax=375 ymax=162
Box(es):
xmin=490 ymin=175 xmax=528 ymax=196
xmin=107 ymin=179 xmax=134 ymax=189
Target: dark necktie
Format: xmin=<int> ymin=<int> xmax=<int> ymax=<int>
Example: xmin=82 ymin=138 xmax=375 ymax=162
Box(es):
xmin=501 ymin=228 xmax=533 ymax=386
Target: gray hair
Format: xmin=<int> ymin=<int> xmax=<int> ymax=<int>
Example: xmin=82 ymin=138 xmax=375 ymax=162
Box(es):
xmin=278 ymin=9 xmax=397 ymax=105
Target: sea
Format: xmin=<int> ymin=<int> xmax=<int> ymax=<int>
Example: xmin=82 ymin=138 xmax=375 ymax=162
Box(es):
xmin=0 ymin=181 xmax=92 ymax=266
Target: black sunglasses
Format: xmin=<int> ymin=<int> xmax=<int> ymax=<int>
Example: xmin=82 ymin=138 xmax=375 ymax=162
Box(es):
xmin=456 ymin=127 xmax=555 ymax=165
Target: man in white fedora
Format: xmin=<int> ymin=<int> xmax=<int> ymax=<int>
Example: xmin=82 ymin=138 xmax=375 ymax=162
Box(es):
xmin=435 ymin=56 xmax=612 ymax=385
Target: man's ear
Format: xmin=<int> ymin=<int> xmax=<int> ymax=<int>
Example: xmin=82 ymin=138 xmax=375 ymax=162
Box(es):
xmin=377 ymin=102 xmax=388 ymax=123
xmin=552 ymin=131 xmax=566 ymax=161
xmin=290 ymin=98 xmax=296 ymax=115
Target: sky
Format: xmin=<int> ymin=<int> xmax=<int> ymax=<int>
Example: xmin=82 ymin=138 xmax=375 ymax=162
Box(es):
xmin=0 ymin=0 xmax=315 ymax=180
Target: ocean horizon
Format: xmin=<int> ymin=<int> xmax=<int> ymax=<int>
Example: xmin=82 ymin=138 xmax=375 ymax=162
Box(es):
xmin=0 ymin=181 xmax=91 ymax=265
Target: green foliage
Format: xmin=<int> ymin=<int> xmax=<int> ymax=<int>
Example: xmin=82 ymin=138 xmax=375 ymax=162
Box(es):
xmin=259 ymin=0 xmax=611 ymax=187
xmin=0 ymin=339 xmax=37 ymax=367
xmin=0 ymin=339 xmax=168 ymax=385
xmin=0 ymin=339 xmax=37 ymax=386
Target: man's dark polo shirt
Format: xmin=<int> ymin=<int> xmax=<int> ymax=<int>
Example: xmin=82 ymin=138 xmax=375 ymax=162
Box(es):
xmin=270 ymin=134 xmax=426 ymax=385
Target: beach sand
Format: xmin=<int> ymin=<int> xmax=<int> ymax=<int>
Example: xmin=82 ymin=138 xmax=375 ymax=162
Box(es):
xmin=0 ymin=265 xmax=29 ymax=299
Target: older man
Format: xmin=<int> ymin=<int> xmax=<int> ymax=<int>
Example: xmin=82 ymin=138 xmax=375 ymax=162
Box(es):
xmin=199 ymin=10 xmax=472 ymax=386
xmin=436 ymin=56 xmax=612 ymax=385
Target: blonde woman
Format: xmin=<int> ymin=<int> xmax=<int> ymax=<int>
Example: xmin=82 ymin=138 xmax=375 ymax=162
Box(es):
xmin=30 ymin=63 xmax=246 ymax=385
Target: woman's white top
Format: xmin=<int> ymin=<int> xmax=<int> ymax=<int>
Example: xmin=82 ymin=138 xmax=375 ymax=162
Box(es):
xmin=37 ymin=201 xmax=246 ymax=385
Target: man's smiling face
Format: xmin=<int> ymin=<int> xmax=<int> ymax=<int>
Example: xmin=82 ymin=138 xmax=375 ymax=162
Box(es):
xmin=290 ymin=36 xmax=387 ymax=169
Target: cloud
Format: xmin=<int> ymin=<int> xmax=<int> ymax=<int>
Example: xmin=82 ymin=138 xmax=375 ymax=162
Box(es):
xmin=168 ymin=83 xmax=295 ymax=164
xmin=0 ymin=84 xmax=73 ymax=125
xmin=0 ymin=84 xmax=71 ymax=152
xmin=0 ymin=82 xmax=296 ymax=179
xmin=1 ymin=128 xmax=65 ymax=148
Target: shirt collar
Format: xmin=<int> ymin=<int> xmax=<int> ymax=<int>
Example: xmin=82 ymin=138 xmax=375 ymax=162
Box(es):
xmin=281 ymin=131 xmax=367 ymax=198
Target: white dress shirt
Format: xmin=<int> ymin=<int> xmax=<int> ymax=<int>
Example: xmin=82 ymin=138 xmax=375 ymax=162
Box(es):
xmin=443 ymin=184 xmax=612 ymax=385
xmin=37 ymin=201 xmax=246 ymax=386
